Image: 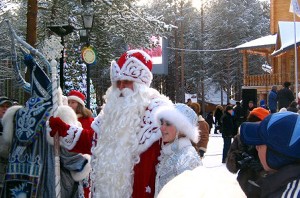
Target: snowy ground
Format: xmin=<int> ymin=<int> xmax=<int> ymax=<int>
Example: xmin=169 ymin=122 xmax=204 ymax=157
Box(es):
xmin=158 ymin=132 xmax=247 ymax=198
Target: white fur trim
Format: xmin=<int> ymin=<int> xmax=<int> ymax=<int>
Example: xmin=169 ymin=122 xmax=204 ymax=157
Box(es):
xmin=136 ymin=95 xmax=173 ymax=154
xmin=91 ymin=113 xmax=102 ymax=134
xmin=155 ymin=106 xmax=199 ymax=143
xmin=198 ymin=115 xmax=205 ymax=121
xmin=60 ymin=126 xmax=83 ymax=150
xmin=57 ymin=87 xmax=68 ymax=106
xmin=68 ymin=95 xmax=85 ymax=106
xmin=110 ymin=57 xmax=153 ymax=87
xmin=279 ymin=107 xmax=287 ymax=112
xmin=71 ymin=154 xmax=92 ymax=181
xmin=199 ymin=147 xmax=207 ymax=152
xmin=2 ymin=105 xmax=23 ymax=144
xmin=62 ymin=96 xmax=68 ymax=105
xmin=57 ymin=105 xmax=80 ymax=125
xmin=46 ymin=105 xmax=82 ymax=145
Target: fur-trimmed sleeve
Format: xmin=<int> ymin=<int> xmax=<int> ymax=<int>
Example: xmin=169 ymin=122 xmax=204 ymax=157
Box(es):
xmin=136 ymin=96 xmax=172 ymax=154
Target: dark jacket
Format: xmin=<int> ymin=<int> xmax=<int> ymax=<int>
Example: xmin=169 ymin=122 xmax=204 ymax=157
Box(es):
xmin=277 ymin=87 xmax=294 ymax=109
xmin=258 ymin=163 xmax=300 ymax=198
xmin=205 ymin=113 xmax=214 ymax=129
xmin=268 ymin=90 xmax=277 ymax=111
xmin=214 ymin=108 xmax=223 ymax=126
xmin=221 ymin=111 xmax=235 ymax=138
xmin=234 ymin=104 xmax=244 ymax=124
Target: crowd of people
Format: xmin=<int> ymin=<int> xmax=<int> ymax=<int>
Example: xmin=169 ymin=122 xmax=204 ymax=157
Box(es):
xmin=1 ymin=49 xmax=300 ymax=197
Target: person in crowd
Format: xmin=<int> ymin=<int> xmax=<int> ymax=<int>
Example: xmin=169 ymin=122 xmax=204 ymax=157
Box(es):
xmin=277 ymin=81 xmax=294 ymax=109
xmin=49 ymin=49 xmax=172 ymax=197
xmin=221 ymin=105 xmax=236 ymax=163
xmin=66 ymin=90 xmax=94 ymax=197
xmin=154 ymin=103 xmax=202 ymax=196
xmin=66 ymin=90 xmax=94 ymax=154
xmin=233 ymin=101 xmax=244 ymax=130
xmin=287 ymin=101 xmax=298 ymax=113
xmin=197 ymin=114 xmax=209 ymax=159
xmin=268 ymin=85 xmax=278 ymax=113
xmin=214 ymin=105 xmax=223 ymax=134
xmin=238 ymin=111 xmax=300 ymax=197
xmin=189 ymin=102 xmax=209 ymax=158
xmin=205 ymin=111 xmax=214 ymax=134
xmin=186 ymin=98 xmax=192 ymax=106
xmin=226 ymin=107 xmax=270 ymax=197
xmin=259 ymin=99 xmax=268 ymax=110
xmin=188 ymin=102 xmax=200 ymax=116
xmin=1 ymin=54 xmax=89 ymax=197
xmin=245 ymin=100 xmax=256 ymax=118
xmin=0 ymin=96 xmax=12 ymax=195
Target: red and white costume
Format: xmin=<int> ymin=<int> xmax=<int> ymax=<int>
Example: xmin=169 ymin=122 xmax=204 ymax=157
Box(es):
xmin=52 ymin=50 xmax=172 ymax=198
xmin=47 ymin=90 xmax=94 ymax=198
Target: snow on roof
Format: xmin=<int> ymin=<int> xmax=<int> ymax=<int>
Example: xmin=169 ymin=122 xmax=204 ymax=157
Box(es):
xmin=272 ymin=21 xmax=300 ymax=56
xmin=235 ymin=34 xmax=277 ymax=50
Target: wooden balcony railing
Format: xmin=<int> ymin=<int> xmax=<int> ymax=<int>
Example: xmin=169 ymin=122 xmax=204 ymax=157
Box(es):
xmin=244 ymin=73 xmax=293 ymax=87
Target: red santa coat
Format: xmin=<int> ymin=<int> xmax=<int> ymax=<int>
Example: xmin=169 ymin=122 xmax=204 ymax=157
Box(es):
xmin=59 ymin=96 xmax=171 ymax=198
xmin=133 ymin=140 xmax=161 ymax=198
xmin=70 ymin=116 xmax=94 ymax=155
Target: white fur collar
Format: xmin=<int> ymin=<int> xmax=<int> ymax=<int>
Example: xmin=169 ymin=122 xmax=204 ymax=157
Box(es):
xmin=162 ymin=137 xmax=192 ymax=155
xmin=2 ymin=105 xmax=23 ymax=144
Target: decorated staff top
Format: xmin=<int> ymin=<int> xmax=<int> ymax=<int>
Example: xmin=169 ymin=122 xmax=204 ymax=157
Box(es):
xmin=42 ymin=35 xmax=64 ymax=61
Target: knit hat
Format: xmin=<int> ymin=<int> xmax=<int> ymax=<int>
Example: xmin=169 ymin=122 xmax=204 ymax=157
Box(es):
xmin=155 ymin=103 xmax=199 ymax=143
xmin=110 ymin=49 xmax=153 ymax=87
xmin=249 ymin=107 xmax=270 ymax=120
xmin=240 ymin=111 xmax=300 ymax=170
xmin=0 ymin=96 xmax=12 ymax=106
xmin=68 ymin=90 xmax=85 ymax=106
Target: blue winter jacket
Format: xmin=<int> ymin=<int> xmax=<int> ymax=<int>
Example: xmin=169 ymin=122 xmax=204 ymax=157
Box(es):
xmin=268 ymin=90 xmax=277 ymax=111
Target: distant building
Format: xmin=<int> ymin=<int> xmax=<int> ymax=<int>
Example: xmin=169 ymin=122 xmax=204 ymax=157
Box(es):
xmin=236 ymin=0 xmax=300 ymax=106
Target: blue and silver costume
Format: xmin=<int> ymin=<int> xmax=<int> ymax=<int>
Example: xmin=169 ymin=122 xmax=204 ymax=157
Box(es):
xmin=155 ymin=138 xmax=202 ymax=197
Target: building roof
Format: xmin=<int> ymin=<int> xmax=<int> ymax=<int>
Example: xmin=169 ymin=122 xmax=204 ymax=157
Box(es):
xmin=235 ymin=34 xmax=277 ymax=50
xmin=272 ymin=21 xmax=300 ymax=56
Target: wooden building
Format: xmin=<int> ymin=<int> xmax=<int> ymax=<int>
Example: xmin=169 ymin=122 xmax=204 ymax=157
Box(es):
xmin=237 ymin=0 xmax=300 ymax=105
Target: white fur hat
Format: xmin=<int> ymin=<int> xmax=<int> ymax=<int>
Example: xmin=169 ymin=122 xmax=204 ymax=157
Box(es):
xmin=110 ymin=49 xmax=153 ymax=87
xmin=155 ymin=103 xmax=199 ymax=143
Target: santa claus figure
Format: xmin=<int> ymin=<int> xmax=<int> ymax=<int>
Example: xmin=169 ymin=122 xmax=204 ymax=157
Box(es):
xmin=49 ymin=49 xmax=172 ymax=197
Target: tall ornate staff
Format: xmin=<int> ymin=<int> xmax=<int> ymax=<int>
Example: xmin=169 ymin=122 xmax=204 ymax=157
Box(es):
xmin=42 ymin=35 xmax=64 ymax=198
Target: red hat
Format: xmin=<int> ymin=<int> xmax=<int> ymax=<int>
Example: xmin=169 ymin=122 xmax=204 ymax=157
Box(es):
xmin=68 ymin=90 xmax=85 ymax=106
xmin=250 ymin=107 xmax=270 ymax=121
xmin=110 ymin=49 xmax=153 ymax=87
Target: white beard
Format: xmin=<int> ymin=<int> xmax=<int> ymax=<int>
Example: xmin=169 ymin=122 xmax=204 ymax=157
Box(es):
xmin=91 ymin=83 xmax=152 ymax=198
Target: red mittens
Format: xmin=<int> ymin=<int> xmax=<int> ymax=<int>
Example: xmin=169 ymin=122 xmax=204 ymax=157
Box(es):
xmin=49 ymin=116 xmax=70 ymax=137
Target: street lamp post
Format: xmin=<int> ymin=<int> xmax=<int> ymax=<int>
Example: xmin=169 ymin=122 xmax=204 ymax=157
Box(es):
xmin=48 ymin=24 xmax=74 ymax=90
xmin=80 ymin=0 xmax=94 ymax=109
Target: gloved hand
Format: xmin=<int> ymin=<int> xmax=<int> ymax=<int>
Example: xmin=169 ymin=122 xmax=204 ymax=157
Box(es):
xmin=49 ymin=116 xmax=70 ymax=137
